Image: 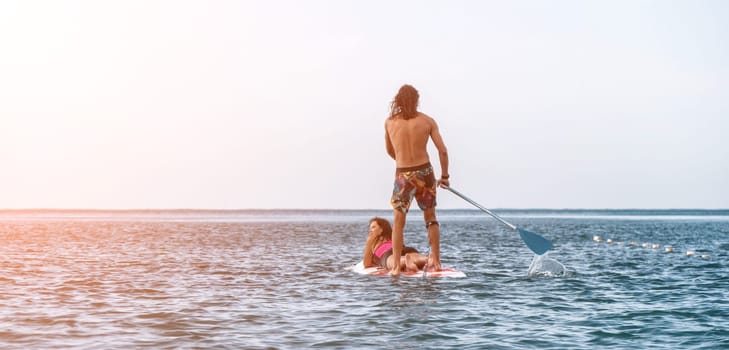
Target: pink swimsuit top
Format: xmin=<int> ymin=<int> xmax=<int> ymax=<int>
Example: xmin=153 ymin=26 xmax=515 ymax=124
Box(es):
xmin=374 ymin=240 xmax=393 ymax=258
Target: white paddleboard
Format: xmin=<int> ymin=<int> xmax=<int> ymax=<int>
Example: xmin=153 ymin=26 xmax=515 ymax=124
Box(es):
xmin=350 ymin=261 xmax=466 ymax=278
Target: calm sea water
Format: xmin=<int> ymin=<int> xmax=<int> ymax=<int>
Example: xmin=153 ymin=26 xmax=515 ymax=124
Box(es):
xmin=1 ymin=209 xmax=728 ymax=349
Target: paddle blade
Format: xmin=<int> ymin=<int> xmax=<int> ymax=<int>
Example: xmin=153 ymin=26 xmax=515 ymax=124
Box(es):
xmin=517 ymin=228 xmax=553 ymax=255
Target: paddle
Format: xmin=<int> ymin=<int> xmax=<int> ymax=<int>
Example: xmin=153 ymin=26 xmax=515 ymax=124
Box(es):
xmin=442 ymin=186 xmax=553 ymax=255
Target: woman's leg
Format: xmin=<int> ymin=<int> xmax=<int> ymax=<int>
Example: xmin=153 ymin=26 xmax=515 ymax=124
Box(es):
xmin=386 ymin=254 xmax=399 ymax=271
xmin=390 ymin=252 xmax=429 ymax=272
xmin=402 ymin=253 xmax=428 ymax=272
xmin=408 ymin=253 xmax=428 ymax=270
xmin=403 ymin=254 xmax=417 ymax=272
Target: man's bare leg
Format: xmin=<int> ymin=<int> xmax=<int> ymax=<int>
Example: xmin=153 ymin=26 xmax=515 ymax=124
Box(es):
xmin=424 ymin=208 xmax=441 ymax=271
xmin=390 ymin=209 xmax=406 ymax=276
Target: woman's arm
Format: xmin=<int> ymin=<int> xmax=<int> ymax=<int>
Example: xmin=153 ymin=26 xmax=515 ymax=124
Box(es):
xmin=363 ymin=235 xmax=377 ymax=268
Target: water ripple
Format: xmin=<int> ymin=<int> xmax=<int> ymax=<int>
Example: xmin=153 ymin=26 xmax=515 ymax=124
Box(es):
xmin=1 ymin=215 xmax=728 ymax=349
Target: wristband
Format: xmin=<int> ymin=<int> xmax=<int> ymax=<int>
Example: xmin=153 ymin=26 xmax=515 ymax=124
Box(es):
xmin=441 ymin=174 xmax=450 ymax=179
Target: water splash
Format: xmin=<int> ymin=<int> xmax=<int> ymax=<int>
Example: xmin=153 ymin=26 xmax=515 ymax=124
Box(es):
xmin=528 ymin=253 xmax=567 ymax=277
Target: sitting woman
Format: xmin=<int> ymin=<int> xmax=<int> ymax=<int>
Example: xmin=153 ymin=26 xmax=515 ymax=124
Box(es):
xmin=363 ymin=217 xmax=428 ymax=273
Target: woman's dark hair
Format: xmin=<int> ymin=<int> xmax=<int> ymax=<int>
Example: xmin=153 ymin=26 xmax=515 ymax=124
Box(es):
xmin=369 ymin=217 xmax=392 ymax=240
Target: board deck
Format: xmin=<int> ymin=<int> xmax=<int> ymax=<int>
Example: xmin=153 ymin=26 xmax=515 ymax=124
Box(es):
xmin=350 ymin=261 xmax=466 ymax=278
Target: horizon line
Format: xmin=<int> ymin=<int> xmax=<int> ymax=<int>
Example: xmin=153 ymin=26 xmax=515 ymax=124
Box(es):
xmin=2 ymin=208 xmax=729 ymax=212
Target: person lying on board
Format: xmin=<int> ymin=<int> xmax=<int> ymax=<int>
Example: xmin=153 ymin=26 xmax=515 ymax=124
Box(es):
xmin=362 ymin=217 xmax=430 ymax=273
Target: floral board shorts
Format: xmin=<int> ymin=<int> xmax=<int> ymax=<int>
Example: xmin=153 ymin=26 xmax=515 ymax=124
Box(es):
xmin=390 ymin=162 xmax=437 ymax=213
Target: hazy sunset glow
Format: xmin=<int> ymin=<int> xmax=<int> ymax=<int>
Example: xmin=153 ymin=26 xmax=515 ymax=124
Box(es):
xmin=2 ymin=1 xmax=727 ymax=209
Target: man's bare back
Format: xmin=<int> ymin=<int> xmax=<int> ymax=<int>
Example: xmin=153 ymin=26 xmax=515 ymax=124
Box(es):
xmin=385 ymin=112 xmax=447 ymax=169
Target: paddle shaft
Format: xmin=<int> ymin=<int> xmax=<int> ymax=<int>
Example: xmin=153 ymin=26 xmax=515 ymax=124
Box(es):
xmin=442 ymin=186 xmax=517 ymax=231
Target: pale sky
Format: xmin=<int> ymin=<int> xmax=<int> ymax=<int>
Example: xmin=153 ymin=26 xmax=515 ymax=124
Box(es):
xmin=1 ymin=1 xmax=727 ymax=209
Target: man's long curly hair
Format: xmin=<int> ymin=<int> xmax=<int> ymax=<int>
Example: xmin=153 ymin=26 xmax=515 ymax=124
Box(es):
xmin=389 ymin=84 xmax=420 ymax=120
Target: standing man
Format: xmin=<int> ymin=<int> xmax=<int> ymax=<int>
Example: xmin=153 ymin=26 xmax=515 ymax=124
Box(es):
xmin=385 ymin=84 xmax=449 ymax=276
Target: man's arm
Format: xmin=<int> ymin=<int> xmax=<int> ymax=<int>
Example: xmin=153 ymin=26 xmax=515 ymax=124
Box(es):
xmin=429 ymin=118 xmax=449 ymax=185
xmin=385 ymin=122 xmax=396 ymax=160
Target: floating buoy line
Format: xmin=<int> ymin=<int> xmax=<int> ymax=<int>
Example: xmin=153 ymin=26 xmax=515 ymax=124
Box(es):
xmin=592 ymin=235 xmax=711 ymax=260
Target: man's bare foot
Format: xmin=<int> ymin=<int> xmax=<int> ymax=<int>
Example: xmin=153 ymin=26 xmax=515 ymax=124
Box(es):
xmin=389 ymin=268 xmax=401 ymax=276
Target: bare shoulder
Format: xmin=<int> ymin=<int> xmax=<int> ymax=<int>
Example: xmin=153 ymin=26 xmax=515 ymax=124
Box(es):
xmin=418 ymin=112 xmax=438 ymax=127
xmin=385 ymin=117 xmax=396 ymax=131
